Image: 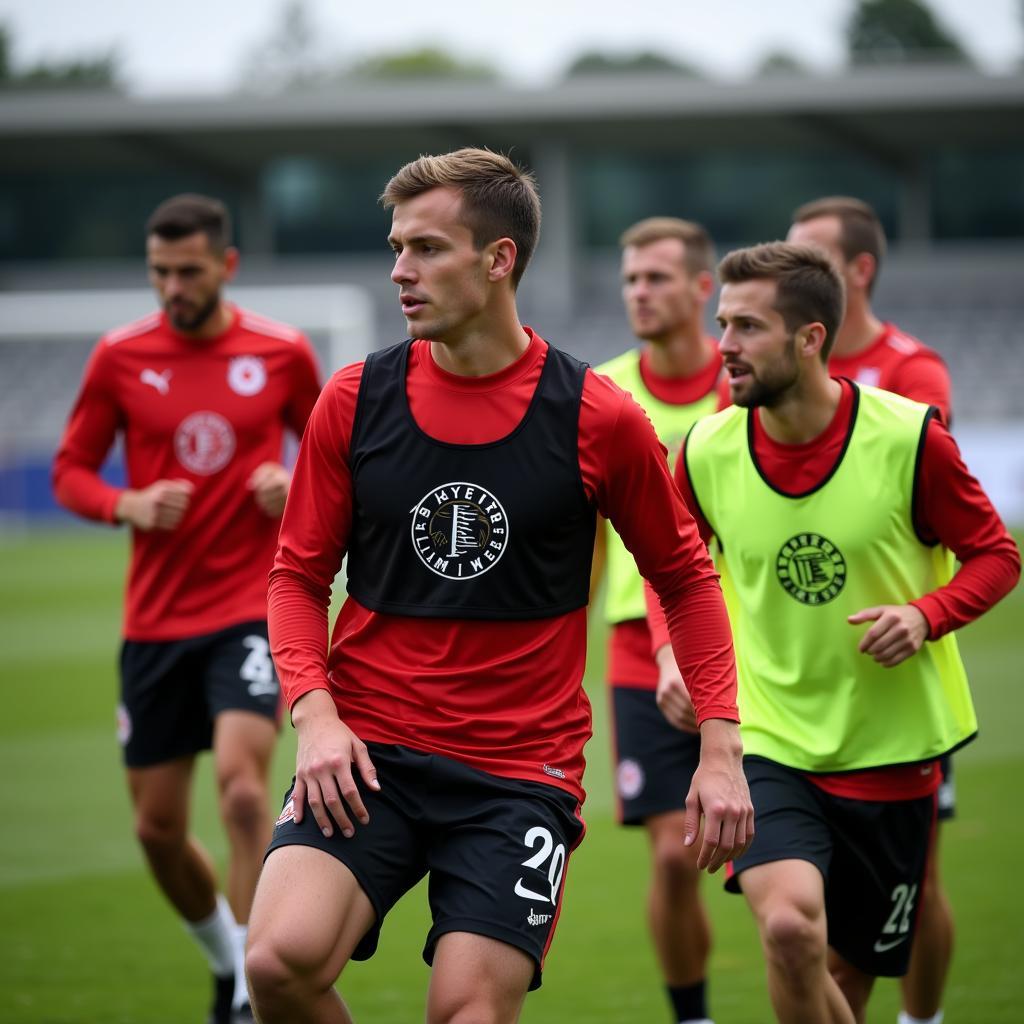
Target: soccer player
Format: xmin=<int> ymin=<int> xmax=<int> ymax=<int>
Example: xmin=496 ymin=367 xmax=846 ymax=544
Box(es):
xmin=243 ymin=148 xmax=754 ymax=1024
xmin=591 ymin=216 xmax=728 ymax=1024
xmin=52 ymin=194 xmax=321 ymax=1024
xmin=649 ymin=241 xmax=1019 ymax=1024
xmin=788 ymin=197 xmax=954 ymax=1024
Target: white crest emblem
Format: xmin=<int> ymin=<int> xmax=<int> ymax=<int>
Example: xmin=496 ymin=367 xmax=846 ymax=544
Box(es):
xmin=616 ymin=758 xmax=645 ymax=800
xmin=228 ymin=355 xmax=267 ymax=396
xmin=174 ymin=411 xmax=236 ymax=475
xmin=410 ymin=481 xmax=509 ymax=580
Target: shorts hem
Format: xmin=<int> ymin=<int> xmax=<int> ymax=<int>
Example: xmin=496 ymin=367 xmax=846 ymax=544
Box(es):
xmin=425 ymin=917 xmax=544 ymax=991
xmin=263 ymin=833 xmax=384 ymax=945
xmin=724 ymin=852 xmax=826 ymax=894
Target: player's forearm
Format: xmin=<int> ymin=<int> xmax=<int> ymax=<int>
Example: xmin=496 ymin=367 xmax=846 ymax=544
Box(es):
xmin=662 ymin=576 xmax=739 ymax=724
xmin=268 ymin=567 xmax=333 ymax=709
xmin=912 ymin=542 xmax=1021 ymax=638
xmin=51 ymin=462 xmax=122 ymax=524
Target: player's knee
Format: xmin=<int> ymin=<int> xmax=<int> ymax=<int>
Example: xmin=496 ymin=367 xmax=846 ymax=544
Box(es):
xmin=246 ymin=937 xmax=320 ymax=1010
xmin=650 ymin=832 xmax=700 ymax=885
xmin=760 ymin=903 xmax=823 ymax=973
xmin=429 ymin=993 xmax=514 ymax=1024
xmin=219 ymin=773 xmax=267 ymax=832
xmin=133 ymin=811 xmax=185 ymax=858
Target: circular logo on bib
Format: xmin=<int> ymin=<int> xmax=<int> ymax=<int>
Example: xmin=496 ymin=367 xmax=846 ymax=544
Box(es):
xmin=228 ymin=355 xmax=267 ymax=396
xmin=776 ymin=532 xmax=847 ymax=605
xmin=410 ymin=482 xmax=509 ymax=580
xmin=617 ymin=758 xmax=645 ymax=800
xmin=174 ymin=411 xmax=236 ymax=475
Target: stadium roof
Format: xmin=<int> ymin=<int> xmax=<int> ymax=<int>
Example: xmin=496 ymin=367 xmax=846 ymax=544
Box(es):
xmin=3 ymin=64 xmax=1022 ymax=171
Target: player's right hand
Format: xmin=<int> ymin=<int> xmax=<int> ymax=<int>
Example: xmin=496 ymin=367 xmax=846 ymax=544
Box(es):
xmin=291 ymin=689 xmax=380 ymax=839
xmin=115 ymin=479 xmax=194 ymax=531
xmin=654 ymin=644 xmax=698 ymax=733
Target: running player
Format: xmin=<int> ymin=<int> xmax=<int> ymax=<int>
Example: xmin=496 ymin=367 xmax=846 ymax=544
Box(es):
xmin=52 ymin=194 xmax=321 ymax=1024
xmin=244 ymin=148 xmax=754 ymax=1024
xmin=592 ymin=216 xmax=728 ymax=1024
xmin=788 ymin=197 xmax=954 ymax=1024
xmin=650 ymin=241 xmax=1019 ymax=1024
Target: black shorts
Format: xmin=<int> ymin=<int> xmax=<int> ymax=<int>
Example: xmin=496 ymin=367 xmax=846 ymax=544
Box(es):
xmin=266 ymin=744 xmax=585 ymax=990
xmin=119 ymin=620 xmax=281 ymax=768
xmin=937 ymin=754 xmax=956 ymax=821
xmin=611 ymin=686 xmax=701 ymax=825
xmin=726 ymin=756 xmax=935 ymax=977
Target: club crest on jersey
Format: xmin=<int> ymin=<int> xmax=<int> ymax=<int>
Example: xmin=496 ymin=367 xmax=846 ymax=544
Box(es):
xmin=174 ymin=411 xmax=236 ymax=475
xmin=776 ymin=532 xmax=847 ymax=605
xmin=410 ymin=481 xmax=509 ymax=580
xmin=228 ymin=355 xmax=267 ymax=396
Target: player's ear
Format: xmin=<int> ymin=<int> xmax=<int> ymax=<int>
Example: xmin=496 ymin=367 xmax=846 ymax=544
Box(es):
xmin=694 ymin=270 xmax=715 ymax=302
xmin=487 ymin=238 xmax=518 ymax=283
xmin=850 ymin=251 xmax=875 ymax=293
xmin=796 ymin=322 xmax=827 ymax=360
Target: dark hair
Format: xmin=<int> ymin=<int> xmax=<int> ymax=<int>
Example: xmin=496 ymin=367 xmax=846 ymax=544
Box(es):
xmin=791 ymin=195 xmax=886 ymax=295
xmin=619 ymin=216 xmax=715 ymax=276
xmin=145 ymin=194 xmax=232 ymax=252
xmin=718 ymin=241 xmax=846 ymax=361
xmin=380 ymin=148 xmax=541 ymax=288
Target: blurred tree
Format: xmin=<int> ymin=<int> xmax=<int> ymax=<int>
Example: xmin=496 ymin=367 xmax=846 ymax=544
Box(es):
xmin=0 ymin=21 xmax=121 ymax=90
xmin=757 ymin=51 xmax=810 ymax=76
xmin=565 ymin=50 xmax=701 ymax=77
xmin=241 ymin=0 xmax=329 ymax=90
xmin=847 ymin=0 xmax=972 ymax=65
xmin=350 ymin=46 xmax=498 ymax=81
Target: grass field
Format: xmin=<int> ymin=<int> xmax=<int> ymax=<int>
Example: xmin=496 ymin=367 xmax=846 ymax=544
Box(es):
xmin=0 ymin=526 xmax=1021 ymax=1023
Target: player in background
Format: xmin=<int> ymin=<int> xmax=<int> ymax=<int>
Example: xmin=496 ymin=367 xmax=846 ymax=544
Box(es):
xmin=788 ymin=197 xmax=954 ymax=1024
xmin=52 ymin=194 xmax=321 ymax=1024
xmin=591 ymin=217 xmax=728 ymax=1024
xmin=649 ymin=242 xmax=1019 ymax=1024
xmin=243 ymin=148 xmax=753 ymax=1024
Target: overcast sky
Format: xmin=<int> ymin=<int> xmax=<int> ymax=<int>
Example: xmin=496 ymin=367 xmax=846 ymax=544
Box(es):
xmin=1 ymin=0 xmax=1021 ymax=95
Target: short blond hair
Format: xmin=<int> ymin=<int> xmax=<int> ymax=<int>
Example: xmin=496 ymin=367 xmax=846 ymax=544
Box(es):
xmin=619 ymin=217 xmax=715 ymax=276
xmin=381 ymin=148 xmax=541 ymax=288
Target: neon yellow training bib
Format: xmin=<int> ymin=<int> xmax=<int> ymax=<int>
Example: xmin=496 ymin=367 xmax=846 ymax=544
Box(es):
xmin=686 ymin=384 xmax=976 ymax=772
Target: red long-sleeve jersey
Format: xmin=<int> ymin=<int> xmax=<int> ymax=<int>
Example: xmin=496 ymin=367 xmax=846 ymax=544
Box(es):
xmin=53 ymin=306 xmax=321 ymax=641
xmin=269 ymin=329 xmax=738 ymax=803
xmin=653 ymin=378 xmax=1019 ymax=800
xmin=829 ymin=322 xmax=952 ymax=424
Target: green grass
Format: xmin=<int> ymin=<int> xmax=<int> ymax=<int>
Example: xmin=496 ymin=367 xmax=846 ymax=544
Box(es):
xmin=0 ymin=527 xmax=1021 ymax=1023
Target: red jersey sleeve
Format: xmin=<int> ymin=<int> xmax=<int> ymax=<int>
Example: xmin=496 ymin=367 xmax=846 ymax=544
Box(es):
xmin=284 ymin=335 xmax=323 ymax=436
xmin=269 ymin=362 xmax=363 ymax=709
xmin=51 ymin=340 xmax=125 ymax=524
xmin=910 ymin=417 xmax=1021 ymax=637
xmin=645 ymin=431 xmax=716 ymax=652
xmin=889 ymin=351 xmax=953 ymax=425
xmin=581 ymin=371 xmax=738 ymax=723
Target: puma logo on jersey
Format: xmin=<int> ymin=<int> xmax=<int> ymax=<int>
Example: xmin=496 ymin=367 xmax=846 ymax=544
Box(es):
xmin=140 ymin=368 xmax=172 ymax=394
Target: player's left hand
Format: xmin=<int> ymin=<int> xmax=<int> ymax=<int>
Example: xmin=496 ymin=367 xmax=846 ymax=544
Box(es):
xmin=848 ymin=604 xmax=929 ymax=667
xmin=685 ymin=719 xmax=754 ymax=874
xmin=248 ymin=462 xmax=290 ymax=517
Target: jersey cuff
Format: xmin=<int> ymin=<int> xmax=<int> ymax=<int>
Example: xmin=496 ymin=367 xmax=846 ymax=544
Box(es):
xmin=909 ymin=596 xmax=943 ymax=640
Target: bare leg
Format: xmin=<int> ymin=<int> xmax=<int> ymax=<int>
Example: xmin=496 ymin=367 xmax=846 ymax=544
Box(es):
xmin=213 ymin=710 xmax=277 ymax=924
xmin=426 ymin=931 xmax=534 ymax=1024
xmin=246 ymin=845 xmax=375 ymax=1024
xmin=900 ymin=827 xmax=952 ymax=1020
xmin=740 ymin=859 xmax=855 ymax=1024
xmin=128 ymin=757 xmax=219 ymax=922
xmin=645 ymin=810 xmax=710 ymax=986
xmin=829 ymin=949 xmax=876 ymax=1024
